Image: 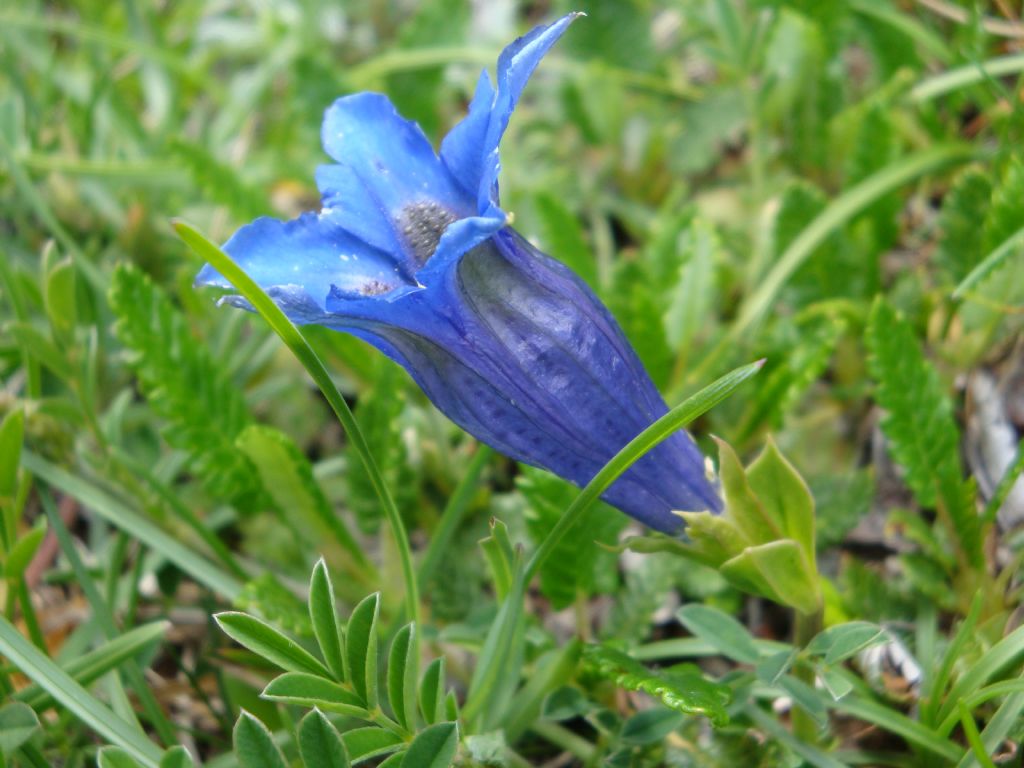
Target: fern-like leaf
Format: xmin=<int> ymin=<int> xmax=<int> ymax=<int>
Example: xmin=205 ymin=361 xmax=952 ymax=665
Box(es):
xmin=865 ymin=297 xmax=981 ymax=566
xmin=109 ymin=264 xmax=262 ymax=506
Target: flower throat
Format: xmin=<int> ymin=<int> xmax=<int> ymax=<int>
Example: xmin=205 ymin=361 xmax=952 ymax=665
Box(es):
xmin=399 ymin=200 xmax=457 ymax=269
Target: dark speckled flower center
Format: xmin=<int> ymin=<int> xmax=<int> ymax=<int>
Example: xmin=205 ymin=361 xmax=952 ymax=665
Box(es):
xmin=398 ymin=201 xmax=457 ymax=269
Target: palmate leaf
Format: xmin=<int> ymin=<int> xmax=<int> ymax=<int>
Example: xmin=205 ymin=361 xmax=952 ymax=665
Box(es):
xmin=109 ymin=264 xmax=261 ymax=507
xmin=865 ymin=297 xmax=982 ymax=566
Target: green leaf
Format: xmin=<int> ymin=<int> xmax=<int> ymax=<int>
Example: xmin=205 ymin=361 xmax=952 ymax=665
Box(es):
xmin=0 ymin=408 xmax=24 ymax=500
xmin=583 ymin=645 xmax=730 ymax=726
xmin=14 ymin=621 xmax=169 ymax=711
xmin=0 ymin=615 xmax=163 ymax=766
xmin=479 ymin=518 xmax=515 ymax=602
xmin=865 ymin=297 xmax=981 ymax=566
xmin=387 ymin=623 xmax=418 ymax=731
xmin=233 ymin=712 xmax=287 ymax=768
xmin=309 ymin=559 xmax=346 ymax=681
xmin=340 ymin=727 xmax=404 ymax=763
xmin=159 ymin=747 xmax=196 ymax=768
xmin=4 ymin=520 xmax=46 ymax=579
xmin=419 ymin=657 xmax=446 ymax=726
xmin=261 ymin=672 xmax=366 ymax=716
xmin=345 ymin=593 xmax=380 ymax=709
xmin=756 ymin=650 xmax=797 ymax=685
xmin=42 ymin=254 xmax=76 ymax=338
xmin=677 ymin=604 xmax=760 ymax=664
xmin=5 ymin=322 xmax=73 ymax=382
xmin=745 ymin=438 xmax=816 ymax=564
xmin=378 ymin=752 xmax=408 ymax=768
xmin=109 ymin=264 xmax=260 ymax=506
xmin=664 ymin=218 xmax=718 ymax=359
xmin=236 ymin=426 xmax=367 ymax=571
xmin=722 ymin=539 xmax=821 ymax=615
xmin=235 ymin=573 xmax=312 ymax=638
xmin=98 ymin=747 xmax=145 ymax=768
xmin=806 ymin=622 xmax=887 ymax=664
xmin=938 ymin=168 xmax=992 ymax=283
xmin=401 ymin=722 xmax=459 ymax=768
xmin=215 ymin=612 xmax=330 ymax=677
xmin=620 ymin=708 xmax=685 ymax=745
xmin=0 ymin=701 xmax=39 ymax=753
xmin=714 ymin=438 xmax=782 ymax=545
xmin=298 ymin=710 xmax=351 ymax=768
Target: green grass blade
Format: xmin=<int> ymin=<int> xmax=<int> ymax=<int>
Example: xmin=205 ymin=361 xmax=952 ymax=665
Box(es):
xmin=21 ymin=451 xmax=243 ymax=600
xmin=0 ymin=615 xmax=164 ymax=767
xmin=910 ymin=53 xmax=1024 ymax=103
xmin=14 ymin=622 xmax=169 ymax=710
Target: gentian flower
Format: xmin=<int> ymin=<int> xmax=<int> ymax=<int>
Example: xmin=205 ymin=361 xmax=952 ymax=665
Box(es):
xmin=196 ymin=13 xmax=722 ymax=532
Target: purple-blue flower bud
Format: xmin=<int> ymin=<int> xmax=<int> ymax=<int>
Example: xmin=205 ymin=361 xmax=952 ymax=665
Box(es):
xmin=196 ymin=14 xmax=722 ymax=532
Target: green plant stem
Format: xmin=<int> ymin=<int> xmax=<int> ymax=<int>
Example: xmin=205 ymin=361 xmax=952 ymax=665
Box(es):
xmin=525 ymin=359 xmax=764 ymax=582
xmin=417 ymin=444 xmax=491 ymax=589
xmin=910 ymin=53 xmax=1024 ymax=103
xmin=791 ymin=606 xmax=824 ymax=745
xmin=530 ymin=720 xmax=596 ymax=763
xmin=174 ymin=221 xmax=420 ymax=634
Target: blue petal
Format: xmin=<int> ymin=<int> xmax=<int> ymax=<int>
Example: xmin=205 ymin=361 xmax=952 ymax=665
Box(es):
xmin=318 ymin=93 xmax=475 ymax=274
xmin=195 ymin=212 xmax=412 ymax=324
xmin=441 ymin=13 xmax=580 ymax=211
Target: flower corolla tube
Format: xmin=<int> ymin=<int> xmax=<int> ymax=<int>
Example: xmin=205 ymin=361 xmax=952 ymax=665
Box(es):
xmin=196 ymin=13 xmax=723 ymax=532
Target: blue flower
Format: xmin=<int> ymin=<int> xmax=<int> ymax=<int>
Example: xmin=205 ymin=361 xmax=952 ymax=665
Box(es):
xmin=196 ymin=13 xmax=722 ymax=532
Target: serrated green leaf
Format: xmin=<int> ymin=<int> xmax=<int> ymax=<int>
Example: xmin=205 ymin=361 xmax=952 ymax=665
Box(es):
xmin=583 ymin=645 xmax=730 ymax=726
xmin=745 ymin=438 xmax=816 ymax=564
xmin=298 ymin=710 xmax=351 ymax=768
xmin=387 ymin=623 xmax=418 ymax=731
xmin=261 ymin=672 xmax=366 ymax=715
xmin=109 ymin=264 xmax=260 ymax=506
xmin=677 ymin=604 xmax=760 ymax=665
xmin=97 ymin=747 xmax=145 ymax=768
xmin=340 ymin=727 xmax=404 ymax=763
xmin=309 ymin=559 xmax=346 ymax=681
xmin=233 ymin=712 xmax=287 ymax=768
xmin=402 ymin=722 xmax=459 ymax=768
xmin=159 ymin=747 xmax=196 ymax=768
xmin=0 ymin=408 xmax=24 ymax=501
xmin=236 ymin=426 xmax=367 ymax=571
xmin=216 ymin=612 xmax=329 ymax=677
xmin=664 ymin=218 xmax=718 ymax=360
xmin=607 ymin=259 xmax=674 ymax=389
xmin=0 ymin=701 xmax=39 ymax=752
xmin=806 ymin=621 xmax=887 ymax=664
xmin=865 ymin=297 xmax=981 ymax=566
xmin=345 ymin=593 xmax=380 ymax=709
xmin=419 ymin=657 xmax=446 ymax=725
xmin=938 ymin=167 xmax=993 ymax=283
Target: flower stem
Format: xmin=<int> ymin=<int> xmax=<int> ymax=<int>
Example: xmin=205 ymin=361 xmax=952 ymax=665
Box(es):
xmin=791 ymin=606 xmax=824 ymax=744
xmin=173 ymin=222 xmax=420 ymax=636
